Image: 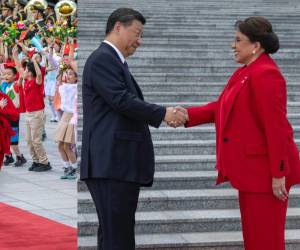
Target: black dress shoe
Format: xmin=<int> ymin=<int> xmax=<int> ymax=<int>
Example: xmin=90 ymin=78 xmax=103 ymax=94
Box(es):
xmin=33 ymin=162 xmax=52 ymax=172
xmin=28 ymin=162 xmax=39 ymax=171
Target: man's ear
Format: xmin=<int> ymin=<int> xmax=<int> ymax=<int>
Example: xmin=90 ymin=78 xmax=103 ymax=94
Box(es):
xmin=114 ymin=21 xmax=122 ymax=34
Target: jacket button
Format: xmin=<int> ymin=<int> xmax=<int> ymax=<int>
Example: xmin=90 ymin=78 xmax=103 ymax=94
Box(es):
xmin=223 ymin=137 xmax=229 ymax=143
xmin=280 ymin=160 xmax=284 ymax=171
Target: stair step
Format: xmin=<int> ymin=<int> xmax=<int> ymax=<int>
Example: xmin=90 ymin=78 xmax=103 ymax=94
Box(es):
xmin=78 ymin=230 xmax=300 ymax=250
xmin=129 ymin=73 xmax=300 ymax=82
xmin=78 ymin=187 xmax=300 ymax=213
xmin=77 ymin=113 xmax=300 ymax=127
xmin=142 ymin=91 xmax=300 ymax=103
xmin=138 ymin=82 xmax=300 ymax=92
xmin=78 ymin=171 xmax=230 ymax=191
xmin=149 ymin=126 xmax=300 ymax=140
xmin=78 ymin=42 xmax=300 ymax=50
xmin=155 ymin=154 xmax=216 ymax=171
xmin=153 ymin=139 xmax=300 ymax=156
xmin=78 ymin=207 xmax=300 ymax=235
xmin=154 ymin=102 xmax=300 ymax=113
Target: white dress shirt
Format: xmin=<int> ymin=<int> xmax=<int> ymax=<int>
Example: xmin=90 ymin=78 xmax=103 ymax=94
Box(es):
xmin=103 ymin=40 xmax=125 ymax=63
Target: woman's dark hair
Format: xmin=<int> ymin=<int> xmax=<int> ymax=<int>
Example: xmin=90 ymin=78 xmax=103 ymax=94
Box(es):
xmin=235 ymin=16 xmax=279 ymax=54
xmin=26 ymin=62 xmax=39 ymax=77
xmin=105 ymin=8 xmax=146 ymax=35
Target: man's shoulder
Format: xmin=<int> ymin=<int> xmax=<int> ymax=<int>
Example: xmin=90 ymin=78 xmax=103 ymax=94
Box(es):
xmin=85 ymin=45 xmax=119 ymax=68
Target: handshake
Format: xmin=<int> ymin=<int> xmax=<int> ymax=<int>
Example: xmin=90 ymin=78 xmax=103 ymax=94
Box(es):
xmin=164 ymin=106 xmax=189 ymax=128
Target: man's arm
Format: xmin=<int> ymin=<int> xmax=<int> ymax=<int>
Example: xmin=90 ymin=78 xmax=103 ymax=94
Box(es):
xmin=89 ymin=53 xmax=186 ymax=128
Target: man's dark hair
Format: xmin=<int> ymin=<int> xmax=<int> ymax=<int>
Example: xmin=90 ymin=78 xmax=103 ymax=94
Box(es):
xmin=105 ymin=8 xmax=146 ymax=35
xmin=6 ymin=66 xmax=17 ymax=75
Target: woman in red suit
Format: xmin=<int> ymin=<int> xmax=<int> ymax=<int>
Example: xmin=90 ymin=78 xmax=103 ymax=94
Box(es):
xmin=175 ymin=16 xmax=300 ymax=250
xmin=0 ymin=92 xmax=19 ymax=169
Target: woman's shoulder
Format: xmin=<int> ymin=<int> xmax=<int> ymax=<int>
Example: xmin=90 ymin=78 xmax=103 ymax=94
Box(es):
xmin=250 ymin=57 xmax=284 ymax=82
xmin=253 ymin=65 xmax=284 ymax=81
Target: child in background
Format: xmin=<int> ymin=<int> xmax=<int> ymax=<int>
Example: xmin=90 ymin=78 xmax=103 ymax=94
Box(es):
xmin=45 ymin=57 xmax=59 ymax=122
xmin=0 ymin=92 xmax=19 ymax=169
xmin=0 ymin=66 xmax=26 ymax=167
xmin=12 ymin=47 xmax=51 ymax=172
xmin=54 ymin=67 xmax=77 ymax=179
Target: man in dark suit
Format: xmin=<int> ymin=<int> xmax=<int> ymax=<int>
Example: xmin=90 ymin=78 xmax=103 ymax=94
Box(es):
xmin=81 ymin=8 xmax=187 ymax=250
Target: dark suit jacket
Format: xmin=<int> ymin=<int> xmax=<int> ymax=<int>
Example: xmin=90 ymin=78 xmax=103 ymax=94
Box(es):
xmin=80 ymin=42 xmax=166 ymax=186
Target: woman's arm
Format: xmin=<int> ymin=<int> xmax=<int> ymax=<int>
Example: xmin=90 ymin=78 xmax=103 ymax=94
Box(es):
xmin=252 ymin=68 xmax=289 ymax=178
xmin=184 ymin=101 xmax=218 ymax=127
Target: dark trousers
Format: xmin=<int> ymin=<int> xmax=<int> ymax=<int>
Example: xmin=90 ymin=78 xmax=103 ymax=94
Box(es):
xmin=85 ymin=179 xmax=140 ymax=250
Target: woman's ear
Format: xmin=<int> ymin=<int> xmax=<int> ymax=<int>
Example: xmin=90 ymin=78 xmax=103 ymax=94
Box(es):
xmin=254 ymin=41 xmax=263 ymax=52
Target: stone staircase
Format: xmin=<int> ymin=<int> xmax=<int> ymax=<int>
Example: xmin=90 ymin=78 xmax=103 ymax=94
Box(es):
xmin=77 ymin=0 xmax=300 ymax=249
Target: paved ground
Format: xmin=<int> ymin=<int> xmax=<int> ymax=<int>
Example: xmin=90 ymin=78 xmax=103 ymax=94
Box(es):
xmin=0 ymin=106 xmax=77 ymax=228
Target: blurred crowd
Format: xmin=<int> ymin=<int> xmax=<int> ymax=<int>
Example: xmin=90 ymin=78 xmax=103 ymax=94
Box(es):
xmin=0 ymin=0 xmax=78 ymax=180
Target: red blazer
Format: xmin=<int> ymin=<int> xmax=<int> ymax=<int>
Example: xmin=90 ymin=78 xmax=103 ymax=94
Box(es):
xmin=185 ymin=53 xmax=300 ymax=192
xmin=0 ymin=92 xmax=18 ymax=155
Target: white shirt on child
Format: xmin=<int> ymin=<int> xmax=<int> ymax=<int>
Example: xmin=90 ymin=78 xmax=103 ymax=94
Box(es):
xmin=59 ymin=83 xmax=77 ymax=125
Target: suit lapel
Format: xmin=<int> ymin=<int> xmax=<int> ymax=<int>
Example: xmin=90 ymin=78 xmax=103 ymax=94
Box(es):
xmin=221 ymin=70 xmax=249 ymax=132
xmin=122 ymin=66 xmax=143 ymax=98
xmin=130 ymin=74 xmax=144 ymax=100
xmin=220 ymin=53 xmax=270 ymax=131
xmin=100 ymin=43 xmax=143 ymax=98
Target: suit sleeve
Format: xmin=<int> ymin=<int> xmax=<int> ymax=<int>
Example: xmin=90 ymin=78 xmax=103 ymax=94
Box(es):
xmin=185 ymin=101 xmax=218 ymax=127
xmin=90 ymin=53 xmax=166 ymax=128
xmin=252 ymin=68 xmax=290 ymax=178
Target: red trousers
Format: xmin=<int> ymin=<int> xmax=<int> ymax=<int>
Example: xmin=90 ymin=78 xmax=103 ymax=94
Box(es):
xmin=239 ymin=191 xmax=288 ymax=250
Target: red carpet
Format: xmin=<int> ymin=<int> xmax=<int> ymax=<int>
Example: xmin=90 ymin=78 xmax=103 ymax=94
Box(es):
xmin=0 ymin=202 xmax=77 ymax=250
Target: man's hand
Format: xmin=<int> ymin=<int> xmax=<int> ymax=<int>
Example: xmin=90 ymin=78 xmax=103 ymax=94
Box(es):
xmin=174 ymin=106 xmax=189 ymax=120
xmin=0 ymin=97 xmax=8 ymax=109
xmin=272 ymin=176 xmax=288 ymax=201
xmin=164 ymin=107 xmax=188 ymax=128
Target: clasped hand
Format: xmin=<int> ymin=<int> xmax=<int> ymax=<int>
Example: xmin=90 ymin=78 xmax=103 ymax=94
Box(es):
xmin=164 ymin=106 xmax=189 ymax=128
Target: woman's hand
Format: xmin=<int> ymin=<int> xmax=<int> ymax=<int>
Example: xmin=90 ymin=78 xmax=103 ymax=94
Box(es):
xmin=272 ymin=177 xmax=288 ymax=201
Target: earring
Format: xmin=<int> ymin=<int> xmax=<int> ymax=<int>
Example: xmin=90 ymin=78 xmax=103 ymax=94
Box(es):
xmin=252 ymin=50 xmax=256 ymax=55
